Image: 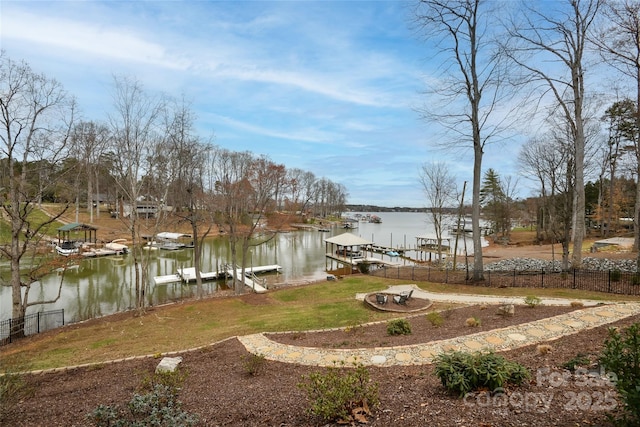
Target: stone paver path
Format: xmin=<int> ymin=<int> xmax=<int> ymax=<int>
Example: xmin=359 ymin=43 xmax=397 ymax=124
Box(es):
xmin=238 ymin=299 xmax=640 ymax=367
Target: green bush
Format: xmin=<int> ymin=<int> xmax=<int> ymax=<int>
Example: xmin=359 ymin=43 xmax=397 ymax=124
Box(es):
xmin=434 ymin=351 xmax=530 ymax=397
xmin=561 ymin=353 xmax=591 ymax=372
xmin=387 ymin=318 xmax=411 ymax=336
xmin=524 ymin=295 xmax=542 ymax=308
xmin=87 ymin=369 xmax=198 ymax=427
xmin=426 ymin=311 xmax=444 ymax=327
xmin=600 ymin=323 xmax=640 ymax=425
xmin=299 ymin=363 xmax=379 ymax=423
xmin=357 ymin=263 xmax=370 ymax=274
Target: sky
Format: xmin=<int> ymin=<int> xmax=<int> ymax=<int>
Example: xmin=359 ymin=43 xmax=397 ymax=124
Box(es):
xmin=1 ymin=0 xmax=537 ymax=208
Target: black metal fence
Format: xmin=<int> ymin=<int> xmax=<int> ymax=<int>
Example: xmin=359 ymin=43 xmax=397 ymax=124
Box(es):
xmin=370 ymin=266 xmax=640 ymax=296
xmin=0 ymin=309 xmax=65 ymax=346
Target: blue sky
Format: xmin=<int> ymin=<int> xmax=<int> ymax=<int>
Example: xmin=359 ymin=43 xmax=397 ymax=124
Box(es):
xmin=1 ymin=0 xmax=530 ymax=208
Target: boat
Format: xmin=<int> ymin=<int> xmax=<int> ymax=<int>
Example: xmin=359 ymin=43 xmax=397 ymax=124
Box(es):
xmin=342 ymin=220 xmax=358 ymax=229
xmin=55 ymin=241 xmax=79 ymax=256
xmin=369 ymin=215 xmax=382 ymax=224
xmin=105 ymin=239 xmax=129 ymax=254
xmin=155 ymin=232 xmax=193 ymax=251
xmin=386 ymin=250 xmax=400 ymax=257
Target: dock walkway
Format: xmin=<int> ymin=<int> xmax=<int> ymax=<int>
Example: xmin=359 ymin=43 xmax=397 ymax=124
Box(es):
xmin=153 ymin=264 xmax=281 ymax=293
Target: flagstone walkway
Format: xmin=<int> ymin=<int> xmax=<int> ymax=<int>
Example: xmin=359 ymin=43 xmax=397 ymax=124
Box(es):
xmin=238 ymin=290 xmax=640 ymax=368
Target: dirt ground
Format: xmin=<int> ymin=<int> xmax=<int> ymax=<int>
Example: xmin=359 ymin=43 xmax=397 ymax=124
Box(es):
xmin=5 ymin=303 xmax=636 ymax=427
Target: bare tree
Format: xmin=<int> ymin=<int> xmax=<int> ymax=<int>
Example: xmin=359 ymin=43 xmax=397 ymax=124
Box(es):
xmin=519 ymin=129 xmax=574 ymax=270
xmin=594 ymin=0 xmax=640 ymax=266
xmin=107 ymin=75 xmax=164 ymax=312
xmin=419 ymin=161 xmax=457 ymax=264
xmin=0 ymin=53 xmax=76 ymax=337
xmin=70 ymin=121 xmax=110 ymax=223
xmin=505 ymin=0 xmax=601 ymax=267
xmin=413 ymin=0 xmax=513 ymax=280
xmin=163 ymin=98 xmax=213 ymax=298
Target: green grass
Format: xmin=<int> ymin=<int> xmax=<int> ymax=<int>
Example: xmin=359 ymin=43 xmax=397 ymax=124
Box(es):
xmin=0 ymin=205 xmax=65 ymax=241
xmin=1 ymin=275 xmax=638 ymax=372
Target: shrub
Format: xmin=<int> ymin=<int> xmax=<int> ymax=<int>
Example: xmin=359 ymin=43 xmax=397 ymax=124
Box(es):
xmin=299 ymin=363 xmax=379 ymax=423
xmin=426 ymin=312 xmax=444 ymax=327
xmin=524 ymin=295 xmax=542 ymax=308
xmin=434 ymin=351 xmax=530 ymax=397
xmin=570 ymin=301 xmax=584 ymax=308
xmin=561 ymin=353 xmax=591 ymax=372
xmin=357 ymin=263 xmax=370 ymax=274
xmin=536 ymin=344 xmax=552 ymax=355
xmin=87 ymin=369 xmax=198 ymax=427
xmin=242 ymin=353 xmax=266 ymax=376
xmin=465 ymin=316 xmax=481 ymax=327
xmin=600 ymin=323 xmax=640 ymax=425
xmin=387 ymin=319 xmax=411 ymax=336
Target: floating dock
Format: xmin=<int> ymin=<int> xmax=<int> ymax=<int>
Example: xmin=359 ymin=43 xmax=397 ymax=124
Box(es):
xmin=153 ymin=264 xmax=282 ymax=293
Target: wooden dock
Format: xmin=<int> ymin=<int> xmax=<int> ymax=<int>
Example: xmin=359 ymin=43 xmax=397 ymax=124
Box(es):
xmin=153 ymin=264 xmax=282 ymax=293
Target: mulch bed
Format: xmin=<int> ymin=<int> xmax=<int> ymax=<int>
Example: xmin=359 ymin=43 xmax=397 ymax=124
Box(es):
xmin=267 ymin=303 xmax=582 ymax=348
xmin=4 ymin=304 xmax=636 ymax=426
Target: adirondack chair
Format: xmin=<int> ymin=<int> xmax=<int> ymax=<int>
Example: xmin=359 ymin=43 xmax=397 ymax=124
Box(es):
xmin=393 ymin=290 xmax=413 ymax=305
xmin=376 ymin=293 xmax=388 ymax=305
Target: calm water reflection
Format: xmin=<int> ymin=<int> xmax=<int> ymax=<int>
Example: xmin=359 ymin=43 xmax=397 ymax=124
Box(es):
xmin=0 ymin=212 xmax=438 ymax=323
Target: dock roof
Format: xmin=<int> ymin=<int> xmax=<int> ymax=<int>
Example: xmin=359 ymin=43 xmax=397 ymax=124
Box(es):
xmin=324 ymin=232 xmax=372 ymax=247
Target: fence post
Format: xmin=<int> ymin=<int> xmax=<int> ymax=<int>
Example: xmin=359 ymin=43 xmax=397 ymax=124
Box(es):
xmin=62 ymin=309 xmax=64 ymax=326
xmin=8 ymin=318 xmax=11 ymax=344
xmin=513 ymin=269 xmax=516 ymax=287
xmin=541 ymin=268 xmax=544 ymax=288
xmin=37 ymin=311 xmax=41 ymax=334
xmin=608 ymin=270 xmax=611 ymax=293
xmin=573 ymin=269 xmax=576 ymax=289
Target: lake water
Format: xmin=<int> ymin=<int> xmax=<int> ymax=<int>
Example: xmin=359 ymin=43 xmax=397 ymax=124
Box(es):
xmin=1 ymin=211 xmax=457 ymax=323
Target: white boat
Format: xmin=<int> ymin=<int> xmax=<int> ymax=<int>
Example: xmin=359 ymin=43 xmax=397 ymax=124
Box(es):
xmin=155 ymin=232 xmax=193 ymax=250
xmin=105 ymin=239 xmax=129 ymax=254
xmin=55 ymin=241 xmax=79 ymax=256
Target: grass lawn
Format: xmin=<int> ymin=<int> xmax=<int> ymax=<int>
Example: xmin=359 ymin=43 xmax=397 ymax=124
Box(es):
xmin=1 ymin=275 xmax=638 ymax=372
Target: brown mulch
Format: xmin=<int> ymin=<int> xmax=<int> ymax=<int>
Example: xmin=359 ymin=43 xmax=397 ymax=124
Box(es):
xmin=5 ymin=303 xmax=635 ymax=427
xmin=268 ymin=303 xmax=581 ymax=348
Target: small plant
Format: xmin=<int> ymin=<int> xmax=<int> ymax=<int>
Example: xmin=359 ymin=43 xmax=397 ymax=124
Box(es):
xmin=0 ymin=370 xmax=30 ymax=420
xmin=536 ymin=344 xmax=553 ymax=355
xmin=434 ymin=351 xmax=530 ymax=397
xmin=387 ymin=318 xmax=412 ymax=336
xmin=299 ymin=363 xmax=379 ymax=423
xmin=524 ymin=295 xmax=542 ymax=308
xmin=600 ymin=323 xmax=640 ymax=425
xmin=426 ymin=311 xmax=444 ymax=327
xmin=441 ymin=305 xmax=454 ymax=319
xmin=139 ymin=368 xmax=187 ymax=393
xmin=570 ymin=301 xmax=584 ymax=308
xmin=561 ymin=353 xmax=591 ymax=372
xmin=465 ymin=316 xmax=481 ymax=327
xmin=88 ymin=367 xmax=197 ymax=427
xmin=242 ymin=353 xmax=266 ymax=376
